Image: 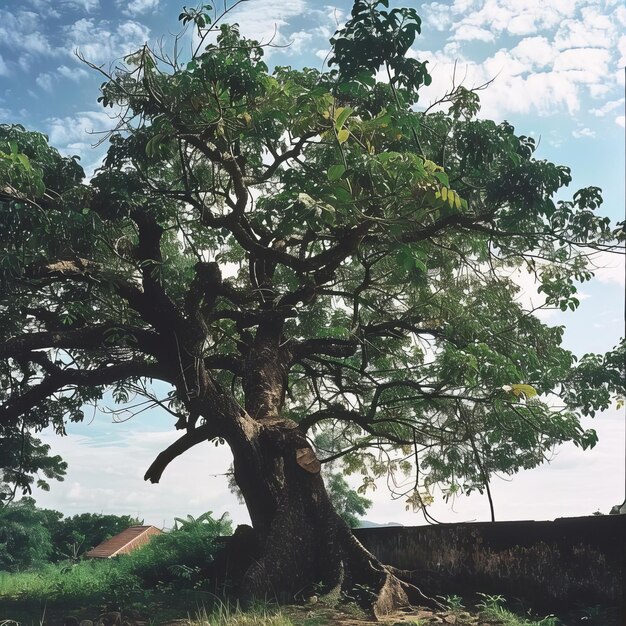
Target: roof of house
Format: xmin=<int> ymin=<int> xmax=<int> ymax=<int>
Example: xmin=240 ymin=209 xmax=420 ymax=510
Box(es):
xmin=85 ymin=525 xmax=162 ymax=558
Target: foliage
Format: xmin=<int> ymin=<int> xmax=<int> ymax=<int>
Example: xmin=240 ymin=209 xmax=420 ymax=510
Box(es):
xmin=0 ymin=498 xmax=142 ymax=571
xmin=0 ymin=498 xmax=60 ymax=571
xmin=127 ymin=511 xmax=231 ymax=589
xmin=51 ymin=511 xmax=143 ymax=562
xmin=0 ymin=0 xmax=623 ymax=519
xmin=325 ymin=473 xmax=372 ymax=527
xmin=0 ymin=510 xmax=230 ymax=608
xmin=193 ymin=602 xmax=295 ymax=626
xmin=476 ymin=593 xmax=561 ymax=626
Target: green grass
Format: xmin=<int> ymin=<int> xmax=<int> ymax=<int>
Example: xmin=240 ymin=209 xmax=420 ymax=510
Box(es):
xmin=0 ymin=511 xmax=230 ymax=618
xmin=192 ymin=602 xmax=295 ymax=626
xmin=0 ymin=559 xmax=142 ymax=606
xmin=476 ymin=593 xmax=561 ymax=626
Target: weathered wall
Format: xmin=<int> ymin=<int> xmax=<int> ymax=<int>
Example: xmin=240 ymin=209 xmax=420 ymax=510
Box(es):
xmin=354 ymin=515 xmax=625 ymax=611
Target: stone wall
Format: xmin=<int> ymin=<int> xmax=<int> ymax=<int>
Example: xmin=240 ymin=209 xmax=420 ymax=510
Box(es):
xmin=354 ymin=514 xmax=625 ymax=611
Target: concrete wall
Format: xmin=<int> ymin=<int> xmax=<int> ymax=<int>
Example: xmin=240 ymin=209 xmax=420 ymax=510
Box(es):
xmin=354 ymin=515 xmax=625 ymax=611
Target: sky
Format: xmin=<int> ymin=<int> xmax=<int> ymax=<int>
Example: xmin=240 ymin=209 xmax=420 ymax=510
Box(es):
xmin=0 ymin=0 xmax=624 ymax=527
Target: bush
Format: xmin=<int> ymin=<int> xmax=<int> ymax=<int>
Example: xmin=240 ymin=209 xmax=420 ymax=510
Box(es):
xmin=0 ymin=510 xmax=231 ymax=608
xmin=124 ymin=511 xmax=232 ymax=590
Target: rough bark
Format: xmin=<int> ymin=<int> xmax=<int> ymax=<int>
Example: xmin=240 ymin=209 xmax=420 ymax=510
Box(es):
xmin=222 ymin=415 xmax=428 ymax=619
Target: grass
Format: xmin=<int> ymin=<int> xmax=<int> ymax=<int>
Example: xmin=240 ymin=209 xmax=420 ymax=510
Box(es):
xmin=192 ymin=602 xmax=295 ymax=626
xmin=0 ymin=566 xmax=617 ymax=626
xmin=475 ymin=593 xmax=561 ymax=626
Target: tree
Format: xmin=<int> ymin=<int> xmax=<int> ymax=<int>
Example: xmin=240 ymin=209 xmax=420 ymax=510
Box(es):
xmin=51 ymin=512 xmax=143 ymax=561
xmin=0 ymin=0 xmax=623 ymax=615
xmin=326 ymin=473 xmax=372 ymax=528
xmin=0 ymin=497 xmax=61 ymax=571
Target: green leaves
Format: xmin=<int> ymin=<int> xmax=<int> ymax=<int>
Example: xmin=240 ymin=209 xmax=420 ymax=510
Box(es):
xmin=327 ymin=164 xmax=346 ymax=181
xmin=0 ymin=1 xmax=623 ymax=523
xmin=334 ymin=106 xmax=353 ymax=131
xmin=329 ymin=1 xmax=428 ymax=104
xmin=395 ymin=244 xmax=427 ymax=273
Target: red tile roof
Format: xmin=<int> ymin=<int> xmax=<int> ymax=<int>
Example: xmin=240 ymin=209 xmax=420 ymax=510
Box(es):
xmin=85 ymin=525 xmax=162 ymax=558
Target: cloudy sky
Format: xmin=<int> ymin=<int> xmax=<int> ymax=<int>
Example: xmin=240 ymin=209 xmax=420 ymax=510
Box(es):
xmin=1 ymin=0 xmax=624 ymax=527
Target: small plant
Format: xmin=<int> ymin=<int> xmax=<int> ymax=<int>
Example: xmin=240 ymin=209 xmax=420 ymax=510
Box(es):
xmin=476 ymin=592 xmax=507 ymax=613
xmin=342 ymin=582 xmax=376 ymax=605
xmin=438 ymin=594 xmax=465 ymax=611
xmin=534 ymin=616 xmax=560 ymax=626
xmin=475 ymin=592 xmax=562 ymax=626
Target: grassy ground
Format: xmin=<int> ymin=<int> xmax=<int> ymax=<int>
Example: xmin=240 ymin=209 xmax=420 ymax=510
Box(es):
xmin=0 ymin=565 xmax=618 ymax=626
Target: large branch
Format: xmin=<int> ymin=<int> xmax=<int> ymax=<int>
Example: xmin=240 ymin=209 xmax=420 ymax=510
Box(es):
xmin=292 ymin=338 xmax=358 ymax=362
xmin=144 ymin=422 xmax=221 ymax=483
xmin=0 ymin=323 xmax=159 ymax=361
xmin=0 ymin=357 xmax=169 ymax=425
xmin=298 ymin=405 xmax=414 ymax=446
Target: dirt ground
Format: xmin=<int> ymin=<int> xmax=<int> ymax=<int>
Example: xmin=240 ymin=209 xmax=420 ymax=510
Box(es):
xmin=279 ymin=605 xmax=507 ymax=625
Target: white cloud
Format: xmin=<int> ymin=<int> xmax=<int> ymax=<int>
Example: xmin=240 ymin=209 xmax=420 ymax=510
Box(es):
xmin=553 ymin=47 xmax=611 ymax=79
xmin=510 ymin=36 xmax=556 ymax=69
xmin=117 ymin=0 xmax=159 ymax=17
xmin=414 ymin=48 xmax=582 ymax=119
xmin=615 ymin=5 xmax=626 ymax=27
xmin=616 ymin=115 xmax=625 ymax=128
xmin=57 ymin=65 xmax=89 ymax=81
xmin=227 ymin=0 xmax=308 ymax=48
xmin=35 ymin=72 xmax=54 ymax=92
xmin=25 ymin=0 xmax=61 ymax=18
xmin=63 ymin=0 xmax=100 ymax=11
xmin=572 ymin=127 xmax=596 ymax=139
xmin=33 ymin=427 xmax=247 ymax=526
xmin=286 ymin=30 xmax=314 ymax=55
xmin=310 ymin=5 xmax=346 ymax=40
xmin=65 ymin=18 xmax=150 ymax=65
xmin=453 ymin=24 xmax=494 ymax=42
xmin=588 ymin=250 xmax=626 ymax=287
xmin=0 ymin=10 xmax=57 ymax=56
xmin=617 ymin=34 xmax=626 ymax=68
xmin=46 ymin=111 xmax=114 ymax=146
xmin=0 ymin=53 xmax=8 ymax=76
xmin=419 ymin=1 xmax=626 ymax=120
xmin=554 ymin=7 xmax=615 ymax=50
xmin=590 ymin=98 xmax=624 ymax=117
xmin=430 ymin=0 xmax=580 ymax=39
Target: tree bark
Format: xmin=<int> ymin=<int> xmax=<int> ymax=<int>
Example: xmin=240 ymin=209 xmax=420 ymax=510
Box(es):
xmin=223 ymin=414 xmax=422 ymax=619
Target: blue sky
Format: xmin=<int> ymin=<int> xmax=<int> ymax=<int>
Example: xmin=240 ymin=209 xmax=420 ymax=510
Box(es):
xmin=1 ymin=0 xmax=624 ymax=526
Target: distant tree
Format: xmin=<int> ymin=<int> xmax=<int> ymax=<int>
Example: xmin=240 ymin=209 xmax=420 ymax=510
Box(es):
xmin=326 ymin=473 xmax=372 ymax=528
xmin=0 ymin=0 xmax=623 ymax=615
xmin=0 ymin=497 xmax=61 ymax=571
xmin=51 ymin=512 xmax=143 ymax=561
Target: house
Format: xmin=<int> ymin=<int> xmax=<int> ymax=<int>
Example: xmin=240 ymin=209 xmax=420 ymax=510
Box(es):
xmin=85 ymin=525 xmax=162 ymax=558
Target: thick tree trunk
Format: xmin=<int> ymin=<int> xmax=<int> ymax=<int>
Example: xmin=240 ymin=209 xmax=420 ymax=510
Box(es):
xmin=205 ymin=322 xmax=432 ymax=619
xmin=222 ymin=415 xmax=425 ymax=619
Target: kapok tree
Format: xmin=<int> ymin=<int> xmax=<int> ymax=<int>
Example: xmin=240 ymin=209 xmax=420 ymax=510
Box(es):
xmin=0 ymin=0 xmax=623 ymax=616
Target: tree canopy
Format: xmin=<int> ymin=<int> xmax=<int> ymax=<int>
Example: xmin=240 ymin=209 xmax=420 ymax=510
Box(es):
xmin=0 ymin=0 xmax=623 ymax=613
xmin=0 ymin=497 xmax=141 ymax=570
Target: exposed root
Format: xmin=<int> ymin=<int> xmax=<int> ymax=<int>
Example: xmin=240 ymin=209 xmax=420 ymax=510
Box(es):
xmin=388 ymin=566 xmax=446 ymax=611
xmin=370 ymin=568 xmax=410 ymax=619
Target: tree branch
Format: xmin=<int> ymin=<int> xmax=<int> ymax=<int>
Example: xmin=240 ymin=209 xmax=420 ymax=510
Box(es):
xmin=0 ymin=324 xmax=159 ymax=361
xmin=144 ymin=421 xmax=221 ymax=483
xmin=0 ymin=357 xmax=169 ymax=425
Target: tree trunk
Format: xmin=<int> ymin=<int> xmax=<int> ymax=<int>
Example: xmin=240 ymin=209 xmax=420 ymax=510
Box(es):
xmin=222 ymin=415 xmax=425 ymax=619
xmin=206 ymin=324 xmax=432 ymax=619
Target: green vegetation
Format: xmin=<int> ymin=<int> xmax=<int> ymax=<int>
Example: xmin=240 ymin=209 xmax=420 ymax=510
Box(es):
xmin=0 ymin=498 xmax=141 ymax=571
xmin=326 ymin=473 xmax=372 ymax=528
xmin=476 ymin=593 xmax=561 ymax=626
xmin=0 ymin=0 xmax=624 ymax=611
xmin=0 ymin=510 xmax=230 ymax=614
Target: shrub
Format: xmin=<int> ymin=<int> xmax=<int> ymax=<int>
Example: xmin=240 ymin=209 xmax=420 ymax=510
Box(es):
xmin=124 ymin=511 xmax=232 ymax=589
